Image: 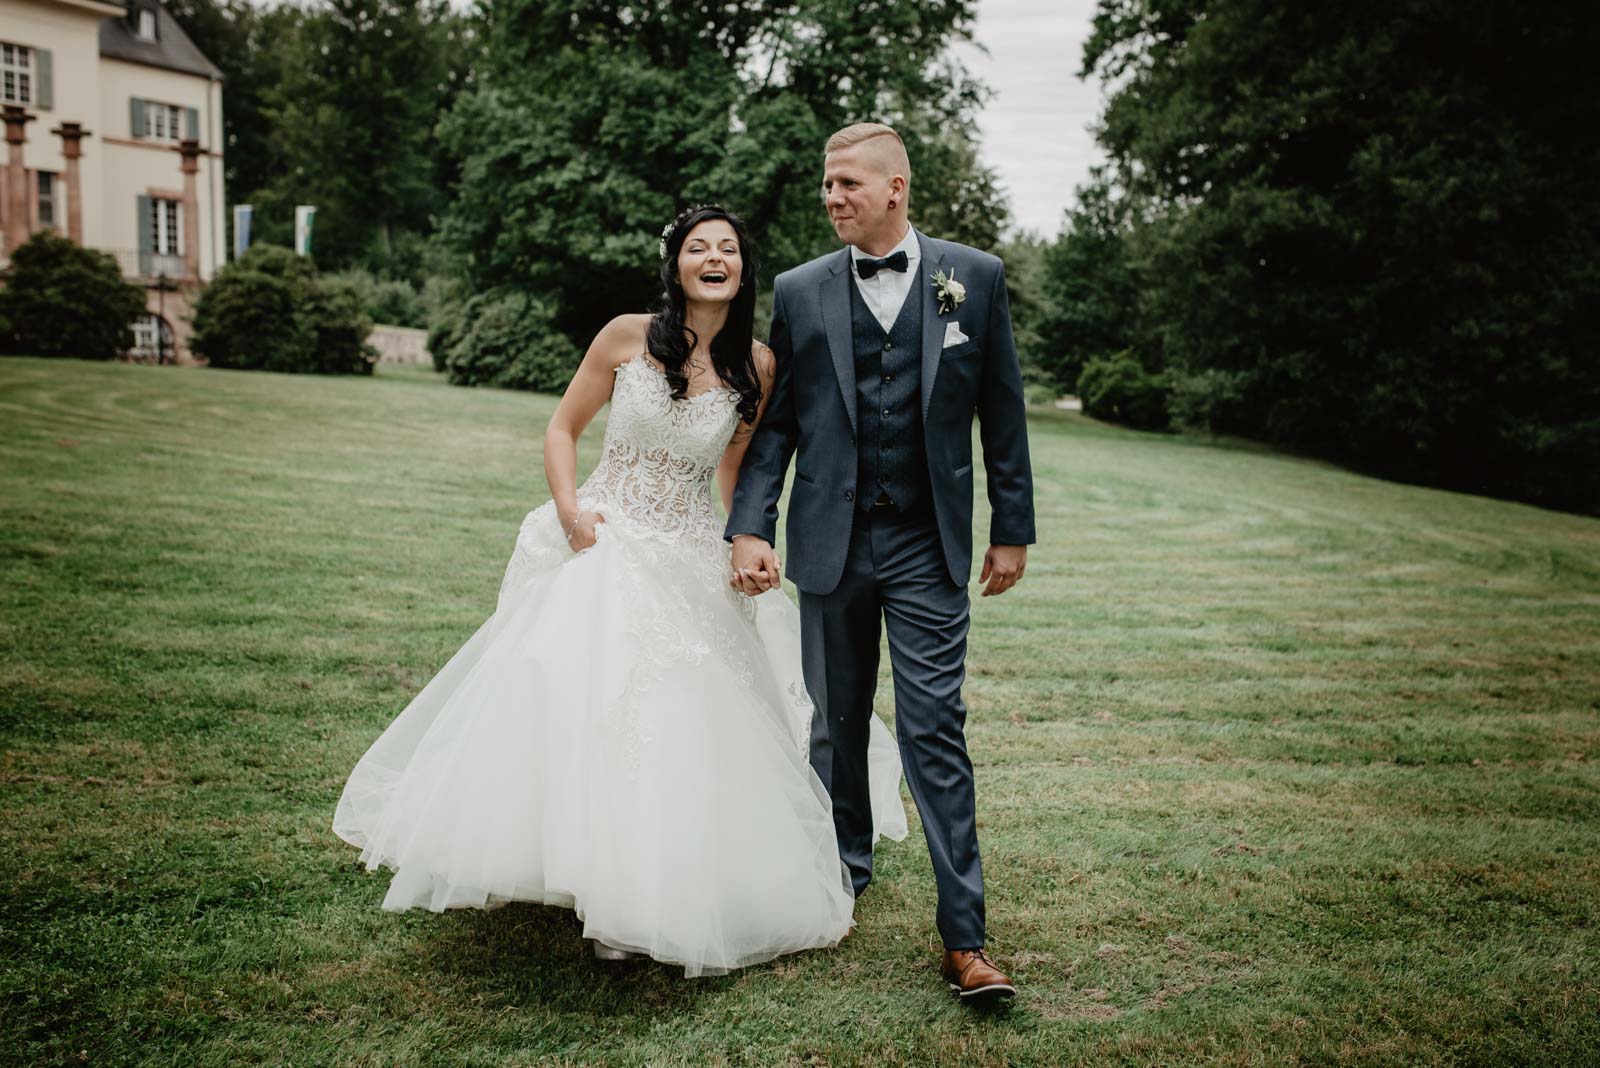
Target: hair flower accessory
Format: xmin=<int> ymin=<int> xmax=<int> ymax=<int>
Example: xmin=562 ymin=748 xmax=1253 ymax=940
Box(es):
xmin=658 ymin=204 xmax=722 ymax=260
xmin=932 ymin=269 xmax=966 ymax=316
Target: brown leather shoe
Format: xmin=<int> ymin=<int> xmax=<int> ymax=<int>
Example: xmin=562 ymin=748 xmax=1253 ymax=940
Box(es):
xmin=941 ymin=948 xmax=1017 ymax=1002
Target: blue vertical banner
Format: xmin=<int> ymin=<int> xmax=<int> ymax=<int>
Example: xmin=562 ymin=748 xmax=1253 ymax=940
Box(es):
xmin=294 ymin=205 xmax=316 ymax=257
xmin=233 ymin=204 xmax=252 ymax=260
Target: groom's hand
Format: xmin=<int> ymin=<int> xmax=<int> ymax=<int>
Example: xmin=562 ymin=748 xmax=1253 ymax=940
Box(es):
xmin=730 ymin=535 xmax=781 ymax=596
xmin=979 ymin=544 xmax=1027 ymax=597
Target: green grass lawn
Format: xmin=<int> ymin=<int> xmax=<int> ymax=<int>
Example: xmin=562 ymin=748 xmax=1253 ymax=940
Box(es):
xmin=2 ymin=356 xmax=1597 ymax=1066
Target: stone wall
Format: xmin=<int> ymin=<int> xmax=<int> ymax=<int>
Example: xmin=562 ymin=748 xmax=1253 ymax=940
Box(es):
xmin=368 ymin=324 xmax=432 ymax=366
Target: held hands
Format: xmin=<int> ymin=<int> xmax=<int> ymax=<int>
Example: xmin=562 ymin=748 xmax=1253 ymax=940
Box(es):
xmin=729 ymin=534 xmax=781 ymax=597
xmin=563 ymin=508 xmax=607 ymax=552
xmin=979 ymin=544 xmax=1027 ymax=597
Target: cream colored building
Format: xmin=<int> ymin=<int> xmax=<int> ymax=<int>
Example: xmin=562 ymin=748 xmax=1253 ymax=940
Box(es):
xmin=1 ymin=0 xmax=223 ymax=360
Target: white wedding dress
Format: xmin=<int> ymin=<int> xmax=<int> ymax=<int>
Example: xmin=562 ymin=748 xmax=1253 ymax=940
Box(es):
xmin=333 ymin=354 xmax=908 ymax=977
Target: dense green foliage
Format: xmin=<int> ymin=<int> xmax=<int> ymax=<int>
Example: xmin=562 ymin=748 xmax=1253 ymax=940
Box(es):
xmin=164 ymin=0 xmax=304 ymax=213
xmin=171 ymin=0 xmax=1006 ymax=383
xmin=190 ymin=245 xmax=377 ymax=374
xmin=1077 ymin=351 xmax=1168 ymax=431
xmin=1033 ymin=172 xmax=1141 ymax=395
xmin=432 ymin=0 xmax=1005 ymax=370
xmin=168 ymin=0 xmax=477 ymax=283
xmin=248 ymin=0 xmax=469 ymax=274
xmin=0 ymin=231 xmax=145 ymax=360
xmin=433 ymin=289 xmax=580 ymax=393
xmin=4 ymin=359 xmax=1598 ymax=1063
xmin=1053 ymin=0 xmax=1600 ymax=513
xmin=326 ymin=268 xmax=428 ymax=329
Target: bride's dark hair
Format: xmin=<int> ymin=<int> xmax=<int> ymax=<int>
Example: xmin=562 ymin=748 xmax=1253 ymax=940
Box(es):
xmin=648 ymin=204 xmax=761 ymax=424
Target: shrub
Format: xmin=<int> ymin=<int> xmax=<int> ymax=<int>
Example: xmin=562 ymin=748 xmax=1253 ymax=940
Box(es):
xmin=1077 ymin=352 xmax=1170 ymax=431
xmin=231 ymin=243 xmax=316 ymax=285
xmin=190 ymin=268 xmax=300 ymax=371
xmin=325 ymin=267 xmax=426 ymax=328
xmin=322 ymin=268 xmax=379 ymax=315
xmin=300 ymin=275 xmax=380 ymax=374
xmin=0 ymin=230 xmax=145 ymax=359
xmin=420 ymin=275 xmax=465 ymax=370
xmin=190 ymin=244 xmax=375 ymax=375
xmin=1165 ymin=367 xmax=1250 ymax=435
xmin=441 ymin=289 xmax=579 ymax=393
xmin=370 ymin=279 xmax=424 ymax=328
xmin=424 ymin=279 xmax=468 ymax=374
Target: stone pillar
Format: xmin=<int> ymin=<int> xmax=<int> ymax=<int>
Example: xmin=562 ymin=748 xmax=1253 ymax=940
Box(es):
xmin=50 ymin=121 xmax=89 ymax=244
xmin=178 ymin=138 xmax=201 ymax=280
xmin=3 ymin=104 xmax=36 ymax=255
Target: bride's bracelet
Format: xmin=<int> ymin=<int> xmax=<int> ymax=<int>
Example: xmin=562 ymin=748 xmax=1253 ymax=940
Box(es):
xmin=564 ymin=513 xmax=582 ymax=545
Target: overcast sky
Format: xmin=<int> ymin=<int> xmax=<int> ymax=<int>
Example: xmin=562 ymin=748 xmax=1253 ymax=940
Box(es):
xmin=952 ymin=0 xmax=1105 ymax=238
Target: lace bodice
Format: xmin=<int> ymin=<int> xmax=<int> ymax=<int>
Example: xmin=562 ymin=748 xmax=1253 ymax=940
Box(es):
xmin=577 ymin=355 xmax=741 ymax=548
xmin=498 ymin=354 xmax=748 ymax=613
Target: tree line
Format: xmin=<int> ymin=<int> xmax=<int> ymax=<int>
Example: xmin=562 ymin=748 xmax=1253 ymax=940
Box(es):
xmin=167 ymin=0 xmax=1597 ymax=514
xmin=1038 ymin=0 xmax=1599 ymax=513
xmin=168 ymin=0 xmax=1012 ymax=380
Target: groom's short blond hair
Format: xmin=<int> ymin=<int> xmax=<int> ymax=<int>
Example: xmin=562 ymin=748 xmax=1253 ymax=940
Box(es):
xmin=824 ymin=123 xmax=912 ymax=182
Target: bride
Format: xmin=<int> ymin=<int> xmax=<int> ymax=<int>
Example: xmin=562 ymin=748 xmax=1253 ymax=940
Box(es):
xmin=333 ymin=205 xmax=907 ymax=977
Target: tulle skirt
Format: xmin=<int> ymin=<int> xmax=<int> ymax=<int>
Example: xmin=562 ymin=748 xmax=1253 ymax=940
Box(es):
xmin=333 ymin=499 xmax=908 ymax=977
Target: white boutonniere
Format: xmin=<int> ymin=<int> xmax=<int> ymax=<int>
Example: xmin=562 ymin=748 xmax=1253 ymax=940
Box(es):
xmin=932 ymin=269 xmax=966 ymax=316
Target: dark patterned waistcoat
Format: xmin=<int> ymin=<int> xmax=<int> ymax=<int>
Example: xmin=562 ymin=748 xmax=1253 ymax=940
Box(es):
xmin=850 ymin=272 xmax=930 ymax=512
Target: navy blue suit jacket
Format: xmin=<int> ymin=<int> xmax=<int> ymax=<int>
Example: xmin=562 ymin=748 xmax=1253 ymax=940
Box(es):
xmin=726 ymin=229 xmax=1036 ymax=595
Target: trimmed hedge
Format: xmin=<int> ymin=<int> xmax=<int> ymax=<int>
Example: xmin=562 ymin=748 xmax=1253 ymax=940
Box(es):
xmin=1078 ymin=352 xmax=1170 ymax=431
xmin=0 ymin=230 xmax=145 ymax=360
xmin=430 ymin=288 xmax=578 ymax=393
xmin=191 ymin=245 xmax=376 ymax=374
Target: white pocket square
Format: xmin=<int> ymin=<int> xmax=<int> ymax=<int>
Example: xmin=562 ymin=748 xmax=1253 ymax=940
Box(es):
xmin=942 ymin=322 xmax=970 ymax=348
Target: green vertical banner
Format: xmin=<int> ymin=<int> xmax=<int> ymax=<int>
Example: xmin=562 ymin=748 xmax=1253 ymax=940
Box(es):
xmin=294 ymin=205 xmax=316 ymax=257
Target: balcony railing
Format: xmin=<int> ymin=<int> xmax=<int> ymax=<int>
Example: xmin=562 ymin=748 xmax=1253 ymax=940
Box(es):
xmin=100 ymin=248 xmax=190 ymax=283
xmin=0 ymin=246 xmax=192 ymax=285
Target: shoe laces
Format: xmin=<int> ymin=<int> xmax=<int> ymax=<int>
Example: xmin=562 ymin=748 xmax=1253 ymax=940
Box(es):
xmin=954 ymin=948 xmax=996 ymax=973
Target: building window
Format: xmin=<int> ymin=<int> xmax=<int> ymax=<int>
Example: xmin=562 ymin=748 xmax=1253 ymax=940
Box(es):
xmin=145 ymin=102 xmax=182 ymax=141
xmin=0 ymin=42 xmax=32 ymax=106
xmin=150 ymin=196 xmax=180 ymax=255
xmin=144 ymin=195 xmax=185 ymax=276
xmin=37 ymin=171 xmax=57 ymax=230
xmin=137 ymin=9 xmax=157 ymax=41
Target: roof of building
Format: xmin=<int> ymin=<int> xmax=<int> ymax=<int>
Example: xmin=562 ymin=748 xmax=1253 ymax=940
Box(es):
xmin=98 ymin=0 xmax=224 ymax=81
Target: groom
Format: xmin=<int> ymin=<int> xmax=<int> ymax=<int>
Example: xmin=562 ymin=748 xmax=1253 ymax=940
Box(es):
xmin=727 ymin=123 xmax=1035 ymax=1002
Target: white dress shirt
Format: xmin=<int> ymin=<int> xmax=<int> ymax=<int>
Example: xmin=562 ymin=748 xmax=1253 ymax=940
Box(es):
xmin=849 ymin=224 xmax=920 ymax=333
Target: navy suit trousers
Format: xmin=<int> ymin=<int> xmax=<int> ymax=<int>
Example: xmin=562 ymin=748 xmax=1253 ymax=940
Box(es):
xmin=799 ymin=499 xmax=985 ymax=950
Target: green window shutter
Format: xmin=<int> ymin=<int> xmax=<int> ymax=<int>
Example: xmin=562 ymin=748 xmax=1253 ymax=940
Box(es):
xmin=34 ymin=50 xmax=52 ymax=110
xmin=130 ymin=98 xmax=145 ymax=138
xmin=185 ymin=106 xmax=198 ymax=141
xmin=136 ymin=194 xmax=152 ymax=276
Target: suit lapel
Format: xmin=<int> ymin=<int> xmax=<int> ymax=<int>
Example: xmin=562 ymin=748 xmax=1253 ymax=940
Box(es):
xmin=819 ymin=248 xmax=857 ymax=436
xmin=917 ymin=230 xmax=948 ymax=422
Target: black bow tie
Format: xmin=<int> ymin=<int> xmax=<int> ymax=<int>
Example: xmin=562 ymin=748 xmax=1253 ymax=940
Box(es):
xmin=856 ymin=250 xmax=909 ymax=279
